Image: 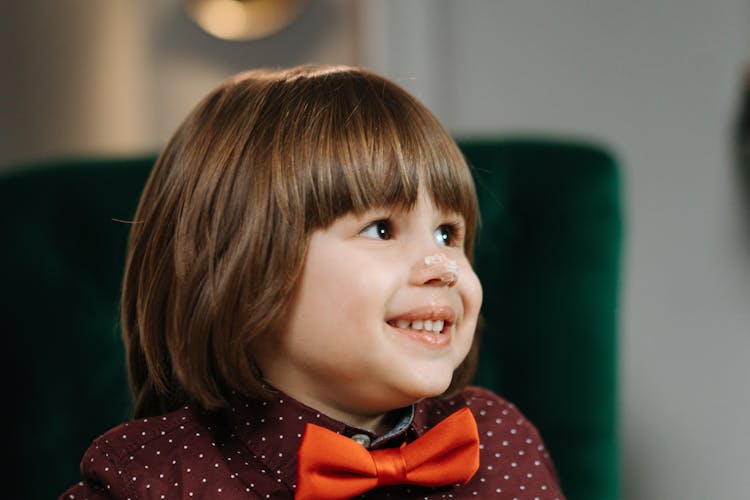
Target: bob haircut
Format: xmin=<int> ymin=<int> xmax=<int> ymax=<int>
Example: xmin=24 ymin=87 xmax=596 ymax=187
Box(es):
xmin=123 ymin=65 xmax=481 ymax=418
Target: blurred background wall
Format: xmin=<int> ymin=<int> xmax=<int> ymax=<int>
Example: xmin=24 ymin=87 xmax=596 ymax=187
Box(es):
xmin=0 ymin=0 xmax=359 ymax=167
xmin=2 ymin=1 xmax=749 ymax=498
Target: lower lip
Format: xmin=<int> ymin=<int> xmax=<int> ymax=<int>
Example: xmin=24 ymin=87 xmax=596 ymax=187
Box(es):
xmin=388 ymin=324 xmax=452 ymax=347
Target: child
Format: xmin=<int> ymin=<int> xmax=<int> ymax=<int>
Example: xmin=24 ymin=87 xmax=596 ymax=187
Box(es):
xmin=61 ymin=65 xmax=564 ymax=499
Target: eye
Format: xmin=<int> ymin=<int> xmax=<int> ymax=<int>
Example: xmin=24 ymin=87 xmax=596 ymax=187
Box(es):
xmin=433 ymin=221 xmax=464 ymax=247
xmin=360 ymin=220 xmax=392 ymax=240
xmin=433 ymin=224 xmax=453 ymax=247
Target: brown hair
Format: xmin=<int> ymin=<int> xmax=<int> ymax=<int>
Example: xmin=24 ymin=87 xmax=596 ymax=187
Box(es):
xmin=122 ymin=65 xmax=481 ymax=418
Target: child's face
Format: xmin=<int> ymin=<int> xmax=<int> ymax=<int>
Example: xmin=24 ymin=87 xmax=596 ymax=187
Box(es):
xmin=256 ymin=187 xmax=482 ymax=426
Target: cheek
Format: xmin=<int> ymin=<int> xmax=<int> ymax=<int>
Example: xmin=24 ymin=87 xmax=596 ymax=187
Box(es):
xmin=461 ymin=266 xmax=483 ymax=318
xmin=458 ymin=268 xmax=483 ymax=347
xmin=471 ymin=272 xmax=484 ymax=316
xmin=298 ymin=249 xmax=391 ymax=322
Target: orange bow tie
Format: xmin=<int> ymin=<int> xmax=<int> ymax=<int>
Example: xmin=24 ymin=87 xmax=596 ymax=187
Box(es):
xmin=295 ymin=407 xmax=480 ymax=500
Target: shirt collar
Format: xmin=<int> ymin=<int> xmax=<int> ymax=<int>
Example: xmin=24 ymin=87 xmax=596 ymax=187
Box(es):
xmin=226 ymin=389 xmax=431 ymax=489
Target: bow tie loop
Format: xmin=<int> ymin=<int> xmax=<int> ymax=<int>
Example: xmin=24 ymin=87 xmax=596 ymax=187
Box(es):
xmin=296 ymin=407 xmax=480 ymax=500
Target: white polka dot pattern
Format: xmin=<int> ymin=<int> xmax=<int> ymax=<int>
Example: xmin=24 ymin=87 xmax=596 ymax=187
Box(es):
xmin=60 ymin=387 xmax=565 ymax=499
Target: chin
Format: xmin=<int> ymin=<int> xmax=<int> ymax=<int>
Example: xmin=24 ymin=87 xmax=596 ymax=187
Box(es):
xmin=397 ymin=374 xmax=453 ymax=401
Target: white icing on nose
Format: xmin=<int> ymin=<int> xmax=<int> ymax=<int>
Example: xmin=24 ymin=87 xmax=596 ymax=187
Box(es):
xmin=424 ymin=254 xmax=458 ymax=285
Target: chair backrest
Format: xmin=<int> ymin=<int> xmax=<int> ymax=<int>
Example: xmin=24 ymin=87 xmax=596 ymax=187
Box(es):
xmin=2 ymin=157 xmax=152 ymax=499
xmin=465 ymin=139 xmax=622 ymax=500
xmin=2 ymin=139 xmax=622 ymax=499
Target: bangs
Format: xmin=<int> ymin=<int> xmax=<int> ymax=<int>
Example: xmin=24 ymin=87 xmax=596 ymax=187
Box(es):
xmin=264 ymin=67 xmax=479 ymax=256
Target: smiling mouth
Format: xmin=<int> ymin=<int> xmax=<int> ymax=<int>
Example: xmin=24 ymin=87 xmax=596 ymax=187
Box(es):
xmin=387 ymin=319 xmax=447 ymax=334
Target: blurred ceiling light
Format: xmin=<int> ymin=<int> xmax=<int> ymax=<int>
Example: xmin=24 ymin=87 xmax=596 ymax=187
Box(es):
xmin=185 ymin=0 xmax=308 ymax=41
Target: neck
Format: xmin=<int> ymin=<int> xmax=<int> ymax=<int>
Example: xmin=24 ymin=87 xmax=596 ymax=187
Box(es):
xmin=262 ymin=380 xmax=396 ymax=435
xmin=294 ymin=392 xmax=393 ymax=435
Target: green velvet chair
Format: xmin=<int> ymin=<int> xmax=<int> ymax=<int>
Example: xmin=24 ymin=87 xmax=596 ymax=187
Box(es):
xmin=464 ymin=140 xmax=622 ymax=500
xmin=1 ymin=138 xmax=622 ymax=499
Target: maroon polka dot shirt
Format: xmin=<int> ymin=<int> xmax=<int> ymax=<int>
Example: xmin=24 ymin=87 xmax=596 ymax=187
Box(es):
xmin=61 ymin=386 xmax=564 ymax=499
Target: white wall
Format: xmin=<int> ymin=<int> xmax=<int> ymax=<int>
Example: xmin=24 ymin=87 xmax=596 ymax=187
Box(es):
xmin=361 ymin=1 xmax=750 ymax=499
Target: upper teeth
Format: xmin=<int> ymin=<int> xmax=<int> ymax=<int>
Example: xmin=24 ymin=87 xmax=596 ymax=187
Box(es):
xmin=393 ymin=319 xmax=445 ymax=334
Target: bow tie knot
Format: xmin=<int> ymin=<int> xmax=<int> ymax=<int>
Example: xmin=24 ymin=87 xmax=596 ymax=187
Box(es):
xmin=295 ymin=407 xmax=480 ymax=500
xmin=371 ymin=443 xmax=409 ymax=486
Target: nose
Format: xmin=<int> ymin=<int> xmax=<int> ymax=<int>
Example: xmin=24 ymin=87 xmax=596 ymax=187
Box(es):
xmin=411 ymin=253 xmax=459 ymax=287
